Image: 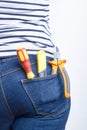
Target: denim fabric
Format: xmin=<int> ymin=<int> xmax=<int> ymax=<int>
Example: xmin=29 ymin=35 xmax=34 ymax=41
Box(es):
xmin=0 ymin=55 xmax=71 ymax=130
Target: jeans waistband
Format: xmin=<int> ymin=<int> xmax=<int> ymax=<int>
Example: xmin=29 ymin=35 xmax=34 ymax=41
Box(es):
xmin=0 ymin=54 xmax=53 ymax=64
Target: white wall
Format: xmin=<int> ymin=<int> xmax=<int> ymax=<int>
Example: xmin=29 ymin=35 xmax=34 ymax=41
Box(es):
xmin=49 ymin=0 xmax=87 ymax=130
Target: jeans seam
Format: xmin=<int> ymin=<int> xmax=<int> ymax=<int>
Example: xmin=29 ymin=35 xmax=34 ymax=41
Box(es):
xmin=1 ymin=68 xmax=21 ymax=77
xmin=0 ymin=62 xmax=36 ymax=77
xmin=0 ymin=79 xmax=15 ymax=119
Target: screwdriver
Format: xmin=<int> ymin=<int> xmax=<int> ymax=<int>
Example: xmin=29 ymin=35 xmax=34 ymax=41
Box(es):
xmin=17 ymin=47 xmax=35 ymax=79
xmin=37 ymin=50 xmax=46 ymax=77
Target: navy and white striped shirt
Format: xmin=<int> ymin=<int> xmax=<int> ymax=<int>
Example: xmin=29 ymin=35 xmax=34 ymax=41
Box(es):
xmin=0 ymin=0 xmax=55 ymax=57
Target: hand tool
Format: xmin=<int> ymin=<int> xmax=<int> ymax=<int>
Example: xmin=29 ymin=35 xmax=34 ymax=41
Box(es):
xmin=37 ymin=50 xmax=46 ymax=77
xmin=58 ymin=61 xmax=70 ymax=98
xmin=49 ymin=46 xmax=60 ymax=74
xmin=53 ymin=46 xmax=60 ymax=61
xmin=17 ymin=47 xmax=35 ymax=79
xmin=49 ymin=59 xmax=66 ymax=74
xmin=49 ymin=59 xmax=70 ymax=98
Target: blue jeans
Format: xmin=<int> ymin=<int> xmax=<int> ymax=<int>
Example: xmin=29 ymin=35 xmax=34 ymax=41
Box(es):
xmin=0 ymin=55 xmax=71 ymax=130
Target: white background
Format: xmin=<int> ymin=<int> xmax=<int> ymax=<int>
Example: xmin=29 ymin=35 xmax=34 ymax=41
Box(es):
xmin=49 ymin=0 xmax=87 ymax=130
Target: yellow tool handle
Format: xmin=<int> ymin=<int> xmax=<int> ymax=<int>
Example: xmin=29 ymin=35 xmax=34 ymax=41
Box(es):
xmin=37 ymin=50 xmax=46 ymax=77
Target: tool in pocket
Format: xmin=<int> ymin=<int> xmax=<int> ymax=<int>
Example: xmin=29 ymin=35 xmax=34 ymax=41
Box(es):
xmin=37 ymin=50 xmax=46 ymax=77
xmin=49 ymin=59 xmax=70 ymax=98
xmin=17 ymin=47 xmax=35 ymax=79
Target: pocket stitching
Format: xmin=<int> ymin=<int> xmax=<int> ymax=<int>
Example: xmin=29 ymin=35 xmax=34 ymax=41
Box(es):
xmin=21 ymin=80 xmax=39 ymax=114
xmin=21 ymin=74 xmax=69 ymax=117
xmin=21 ymin=73 xmax=57 ymax=83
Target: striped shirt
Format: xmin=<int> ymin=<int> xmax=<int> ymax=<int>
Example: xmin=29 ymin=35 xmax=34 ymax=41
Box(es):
xmin=0 ymin=0 xmax=55 ymax=57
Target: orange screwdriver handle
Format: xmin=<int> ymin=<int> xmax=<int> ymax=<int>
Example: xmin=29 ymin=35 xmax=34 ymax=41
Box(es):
xmin=17 ymin=47 xmax=35 ymax=79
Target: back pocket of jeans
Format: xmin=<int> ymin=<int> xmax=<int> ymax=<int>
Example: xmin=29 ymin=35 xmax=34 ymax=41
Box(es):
xmin=21 ymin=71 xmax=68 ymax=117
